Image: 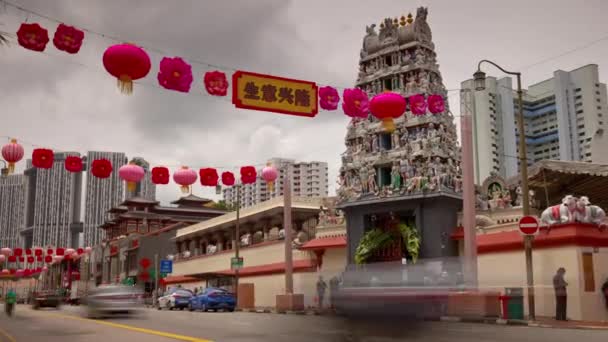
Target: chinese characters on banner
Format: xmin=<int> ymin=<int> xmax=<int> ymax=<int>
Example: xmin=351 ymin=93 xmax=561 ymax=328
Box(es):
xmin=232 ymin=71 xmax=318 ymax=117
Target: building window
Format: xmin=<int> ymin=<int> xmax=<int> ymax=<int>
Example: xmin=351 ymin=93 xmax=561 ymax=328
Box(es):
xmin=582 ymin=252 xmax=595 ymax=292
xmin=575 ymin=88 xmax=581 ymax=92
xmin=384 ymin=78 xmax=393 ymax=91
xmin=575 ymin=95 xmax=582 ymax=100
xmin=385 ymin=55 xmax=392 ymax=67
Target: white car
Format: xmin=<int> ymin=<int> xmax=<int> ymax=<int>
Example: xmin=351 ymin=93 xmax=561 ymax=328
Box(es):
xmin=157 ymin=288 xmax=193 ymax=310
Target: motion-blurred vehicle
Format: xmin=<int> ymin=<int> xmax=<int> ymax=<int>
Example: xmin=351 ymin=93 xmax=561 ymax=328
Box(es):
xmin=32 ymin=290 xmax=62 ymax=310
xmin=188 ymin=287 xmax=236 ymax=312
xmin=333 ymin=257 xmax=467 ymax=319
xmin=157 ymin=288 xmax=193 ymax=310
xmin=84 ymin=285 xmax=144 ymax=318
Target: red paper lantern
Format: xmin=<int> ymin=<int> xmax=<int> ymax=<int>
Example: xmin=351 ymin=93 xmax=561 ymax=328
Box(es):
xmin=46 ymin=248 xmax=54 ymax=255
xmin=203 ymin=71 xmax=229 ymax=96
xmin=139 ymin=258 xmax=151 ymax=269
xmin=44 ymin=255 xmax=53 ymax=263
xmin=9 ymin=269 xmax=15 ymax=275
xmin=34 ymin=248 xmax=43 ymax=256
xmin=221 ymin=171 xmax=235 ymax=186
xmin=91 ymin=159 xmax=113 ymax=178
xmin=0 ymin=248 xmax=11 ymax=256
xmin=56 ymin=248 xmax=65 ymax=256
xmin=25 ymin=249 xmax=32 ymax=255
xmin=240 ymin=166 xmax=257 ymax=185
xmin=7 ymin=256 xmax=16 ymax=262
xmin=151 ymin=166 xmax=170 ymax=185
xmin=65 ymin=156 xmax=83 ymax=172
xmin=32 ymin=148 xmax=54 ymax=169
xmin=199 ymin=168 xmax=219 ymax=187
xmin=16 ymin=23 xmax=49 ymax=52
xmin=119 ymin=163 xmax=145 ymax=192
xmin=103 ymin=43 xmax=151 ymax=94
xmin=18 ymin=257 xmax=25 ymax=262
xmin=36 ymin=256 xmax=43 ymax=262
xmin=24 ymin=269 xmax=31 ymax=277
xmin=369 ymin=92 xmax=406 ymax=133
xmin=14 ymin=248 xmax=23 ymax=256
xmin=53 ymin=23 xmax=84 ymax=54
xmin=173 ymin=166 xmax=197 ymax=194
xmin=1 ymin=139 xmax=24 ymax=174
xmin=27 ymin=256 xmax=34 ymax=264
xmin=77 ymin=248 xmax=84 ymax=255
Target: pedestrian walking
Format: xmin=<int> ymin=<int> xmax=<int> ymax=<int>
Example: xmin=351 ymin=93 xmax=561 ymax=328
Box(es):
xmin=553 ymin=267 xmax=568 ymax=321
xmin=329 ymin=276 xmax=340 ymax=309
xmin=316 ymin=275 xmax=327 ymax=310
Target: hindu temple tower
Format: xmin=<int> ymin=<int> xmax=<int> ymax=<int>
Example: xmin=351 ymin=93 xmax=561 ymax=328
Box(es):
xmin=337 ymin=7 xmax=463 ymax=264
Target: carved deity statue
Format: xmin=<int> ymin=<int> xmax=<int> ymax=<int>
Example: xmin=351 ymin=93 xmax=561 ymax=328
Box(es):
xmin=402 ymin=49 xmax=412 ymax=65
xmin=392 ymin=129 xmax=401 ymax=149
xmin=368 ymin=166 xmax=378 ymax=193
xmin=391 ymin=161 xmax=401 ymax=189
xmin=418 ymin=70 xmax=430 ymax=94
xmin=359 ymin=165 xmax=369 ymax=193
xmin=405 ymin=74 xmax=417 ymax=94
xmin=371 ymin=133 xmax=379 ymax=153
xmin=415 ymin=47 xmax=426 ymax=66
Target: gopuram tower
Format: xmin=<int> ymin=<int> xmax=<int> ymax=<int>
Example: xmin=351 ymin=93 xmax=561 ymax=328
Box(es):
xmin=337 ymin=7 xmax=463 ymax=265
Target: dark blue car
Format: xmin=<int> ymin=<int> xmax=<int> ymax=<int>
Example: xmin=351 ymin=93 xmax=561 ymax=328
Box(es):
xmin=188 ymin=288 xmax=236 ymax=312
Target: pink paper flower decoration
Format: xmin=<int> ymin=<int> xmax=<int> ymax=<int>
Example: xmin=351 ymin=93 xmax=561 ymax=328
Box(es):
xmin=342 ymin=88 xmax=369 ymax=118
xmin=158 ymin=57 xmax=194 ymax=93
xmin=409 ymin=94 xmax=427 ymax=116
xmin=427 ymin=94 xmax=445 ymax=114
xmin=204 ymin=71 xmax=229 ymax=96
xmin=318 ymin=86 xmax=340 ymax=111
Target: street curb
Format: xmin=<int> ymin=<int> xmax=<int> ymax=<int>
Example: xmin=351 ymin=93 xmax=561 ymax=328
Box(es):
xmin=234 ymin=309 xmax=608 ymax=330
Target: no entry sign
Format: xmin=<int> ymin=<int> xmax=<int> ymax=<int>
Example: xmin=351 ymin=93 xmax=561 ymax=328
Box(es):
xmin=519 ymin=216 xmax=540 ymax=236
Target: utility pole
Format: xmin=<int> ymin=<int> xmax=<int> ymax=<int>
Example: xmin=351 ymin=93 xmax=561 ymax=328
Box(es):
xmin=460 ymin=88 xmax=478 ymax=288
xmin=154 ymin=253 xmax=159 ymax=308
xmin=234 ymin=184 xmax=241 ymax=305
xmin=283 ymin=165 xmax=293 ymax=294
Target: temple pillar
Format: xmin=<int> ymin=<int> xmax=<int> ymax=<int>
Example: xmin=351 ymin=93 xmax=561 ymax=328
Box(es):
xmin=193 ymin=237 xmax=201 ymax=256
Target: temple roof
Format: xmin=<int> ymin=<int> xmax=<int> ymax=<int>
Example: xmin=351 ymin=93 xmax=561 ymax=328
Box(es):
xmin=120 ymin=197 xmax=160 ymax=207
xmin=171 ymin=194 xmax=213 ymax=208
xmin=507 ymin=160 xmax=608 ymax=210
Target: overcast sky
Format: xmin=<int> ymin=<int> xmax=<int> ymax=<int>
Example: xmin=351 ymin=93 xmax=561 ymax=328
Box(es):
xmin=1 ymin=0 xmax=607 ymax=205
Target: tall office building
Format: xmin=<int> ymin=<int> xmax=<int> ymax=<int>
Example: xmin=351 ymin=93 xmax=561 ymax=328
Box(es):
xmin=22 ymin=153 xmax=84 ymax=248
xmin=128 ymin=157 xmax=156 ymax=201
xmin=83 ymin=152 xmax=127 ymax=247
xmin=223 ymin=158 xmax=328 ymax=209
xmin=461 ymin=64 xmax=608 ymax=184
xmin=0 ymin=175 xmax=26 ymax=248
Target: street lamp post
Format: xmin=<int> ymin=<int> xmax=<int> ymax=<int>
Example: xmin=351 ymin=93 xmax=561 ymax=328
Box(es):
xmin=234 ymin=183 xmax=241 ymax=305
xmin=474 ymin=60 xmax=535 ymax=320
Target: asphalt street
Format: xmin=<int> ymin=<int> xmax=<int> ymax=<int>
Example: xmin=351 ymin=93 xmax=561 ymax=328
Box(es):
xmin=0 ymin=305 xmax=607 ymax=342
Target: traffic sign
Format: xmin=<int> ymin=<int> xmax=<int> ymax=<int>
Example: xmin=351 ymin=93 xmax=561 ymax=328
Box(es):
xmin=160 ymin=259 xmax=173 ymax=274
xmin=231 ymin=257 xmax=244 ymax=270
xmin=519 ymin=216 xmax=540 ymax=236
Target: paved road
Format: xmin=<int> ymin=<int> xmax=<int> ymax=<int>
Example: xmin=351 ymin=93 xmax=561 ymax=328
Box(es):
xmin=0 ymin=305 xmax=607 ymax=341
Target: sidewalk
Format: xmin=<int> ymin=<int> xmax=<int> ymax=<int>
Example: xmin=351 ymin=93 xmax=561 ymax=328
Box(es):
xmin=237 ymin=308 xmax=608 ymax=330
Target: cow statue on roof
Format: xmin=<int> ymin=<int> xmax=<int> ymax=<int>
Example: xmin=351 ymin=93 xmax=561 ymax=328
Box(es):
xmin=574 ymin=196 xmax=607 ymax=228
xmin=540 ymin=195 xmax=578 ymax=226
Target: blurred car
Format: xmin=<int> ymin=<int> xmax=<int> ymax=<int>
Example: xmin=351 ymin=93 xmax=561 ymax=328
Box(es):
xmin=188 ymin=287 xmax=236 ymax=312
xmin=32 ymin=290 xmax=62 ymax=310
xmin=84 ymin=285 xmax=144 ymax=318
xmin=157 ymin=288 xmax=194 ymax=310
xmin=333 ymin=257 xmax=468 ymax=319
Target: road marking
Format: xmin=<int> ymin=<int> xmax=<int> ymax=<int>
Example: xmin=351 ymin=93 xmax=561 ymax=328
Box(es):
xmin=0 ymin=327 xmax=16 ymax=342
xmin=36 ymin=312 xmax=212 ymax=342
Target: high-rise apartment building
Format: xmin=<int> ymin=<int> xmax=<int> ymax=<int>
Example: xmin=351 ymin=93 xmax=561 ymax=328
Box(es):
xmin=223 ymin=158 xmax=328 ymax=209
xmin=461 ymin=64 xmax=608 ymax=184
xmin=21 ymin=153 xmax=84 ymax=248
xmin=128 ymin=157 xmax=156 ymax=201
xmin=0 ymin=175 xmax=26 ymax=248
xmin=83 ymin=152 xmax=127 ymax=247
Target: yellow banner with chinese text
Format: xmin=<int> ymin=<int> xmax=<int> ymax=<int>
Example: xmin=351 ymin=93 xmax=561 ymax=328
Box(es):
xmin=232 ymin=71 xmax=318 ymax=117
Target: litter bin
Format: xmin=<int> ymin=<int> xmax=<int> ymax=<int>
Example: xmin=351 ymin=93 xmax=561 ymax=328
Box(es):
xmin=503 ymin=287 xmax=524 ymax=320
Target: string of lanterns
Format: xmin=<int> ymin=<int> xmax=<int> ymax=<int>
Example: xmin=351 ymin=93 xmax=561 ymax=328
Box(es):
xmin=9 ymin=20 xmax=446 ymax=117
xmin=0 ymin=247 xmax=92 ymax=278
xmin=1 ymin=139 xmax=280 ymax=193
